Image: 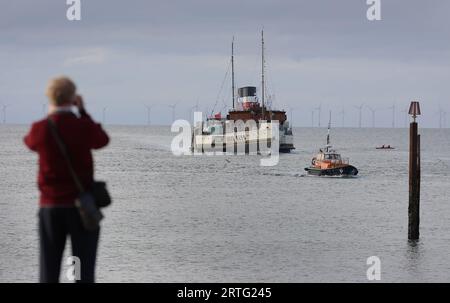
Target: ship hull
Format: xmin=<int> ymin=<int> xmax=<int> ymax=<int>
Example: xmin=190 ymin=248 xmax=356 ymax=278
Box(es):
xmin=279 ymin=143 xmax=295 ymax=153
xmin=192 ymin=121 xmax=294 ymax=154
xmin=304 ymin=165 xmax=358 ymax=176
xmin=192 ymin=135 xmax=294 ymax=154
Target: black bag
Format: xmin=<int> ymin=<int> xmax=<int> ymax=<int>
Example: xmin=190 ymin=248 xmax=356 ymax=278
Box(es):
xmin=47 ymin=118 xmax=111 ymax=231
xmin=90 ymin=181 xmax=112 ymax=208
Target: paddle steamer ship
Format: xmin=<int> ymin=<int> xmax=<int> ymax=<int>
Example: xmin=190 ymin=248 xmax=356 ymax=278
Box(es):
xmin=191 ymin=31 xmax=295 ymax=153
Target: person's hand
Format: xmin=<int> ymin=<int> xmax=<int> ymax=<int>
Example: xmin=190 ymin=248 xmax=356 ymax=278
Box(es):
xmin=73 ymin=95 xmax=85 ymax=111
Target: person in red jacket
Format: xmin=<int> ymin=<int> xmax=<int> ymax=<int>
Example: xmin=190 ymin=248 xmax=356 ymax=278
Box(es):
xmin=24 ymin=76 xmax=109 ymax=283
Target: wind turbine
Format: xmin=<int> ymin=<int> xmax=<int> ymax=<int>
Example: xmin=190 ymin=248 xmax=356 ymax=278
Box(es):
xmin=388 ymin=104 xmax=396 ymax=128
xmin=443 ymin=111 xmax=447 ymax=128
xmin=444 ymin=111 xmax=448 ymax=128
xmin=311 ymin=109 xmax=315 ymax=127
xmin=400 ymin=107 xmax=408 ymax=128
xmin=145 ymin=105 xmax=153 ymax=125
xmin=314 ymin=104 xmax=322 ymax=127
xmin=194 ymin=100 xmax=199 ymax=112
xmin=340 ymin=107 xmax=345 ymax=128
xmin=2 ymin=104 xmax=10 ymax=124
xmin=191 ymin=100 xmax=200 ymax=120
xmin=288 ymin=107 xmax=297 ymax=127
xmin=354 ymin=104 xmax=364 ymax=128
xmin=437 ymin=107 xmax=446 ymax=129
xmin=188 ymin=100 xmax=201 ymax=122
xmin=168 ymin=103 xmax=177 ymax=123
xmin=102 ymin=107 xmax=107 ymax=125
xmin=366 ymin=106 xmax=377 ymax=128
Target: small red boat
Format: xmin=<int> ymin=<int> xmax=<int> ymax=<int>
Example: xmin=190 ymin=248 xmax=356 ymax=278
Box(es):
xmin=376 ymin=145 xmax=395 ymax=150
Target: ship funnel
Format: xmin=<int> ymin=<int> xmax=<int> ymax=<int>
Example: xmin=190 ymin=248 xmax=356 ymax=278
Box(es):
xmin=238 ymin=86 xmax=259 ymax=110
xmin=238 ymin=86 xmax=257 ymax=98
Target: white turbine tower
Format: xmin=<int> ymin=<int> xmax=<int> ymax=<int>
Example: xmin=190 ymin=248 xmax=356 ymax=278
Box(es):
xmin=102 ymin=107 xmax=107 ymax=125
xmin=289 ymin=107 xmax=297 ymax=127
xmin=388 ymin=104 xmax=396 ymax=128
xmin=366 ymin=106 xmax=377 ymax=128
xmin=189 ymin=100 xmax=199 ymax=122
xmin=444 ymin=111 xmax=448 ymax=128
xmin=168 ymin=103 xmax=177 ymax=123
xmin=354 ymin=104 xmax=364 ymax=128
xmin=2 ymin=104 xmax=10 ymax=124
xmin=314 ymin=104 xmax=322 ymax=127
xmin=437 ymin=106 xmax=447 ymax=129
xmin=145 ymin=105 xmax=153 ymax=125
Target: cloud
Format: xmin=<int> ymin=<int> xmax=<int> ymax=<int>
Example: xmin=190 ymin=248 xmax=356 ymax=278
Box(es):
xmin=63 ymin=48 xmax=109 ymax=67
xmin=1 ymin=0 xmax=450 ymax=126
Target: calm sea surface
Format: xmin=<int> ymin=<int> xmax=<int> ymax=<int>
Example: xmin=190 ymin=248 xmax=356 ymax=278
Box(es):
xmin=1 ymin=124 xmax=450 ymax=282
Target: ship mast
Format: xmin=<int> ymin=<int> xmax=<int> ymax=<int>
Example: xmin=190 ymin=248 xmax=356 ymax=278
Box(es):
xmin=231 ymin=36 xmax=235 ymax=110
xmin=261 ymin=30 xmax=265 ymax=120
xmin=326 ymin=111 xmax=331 ymax=152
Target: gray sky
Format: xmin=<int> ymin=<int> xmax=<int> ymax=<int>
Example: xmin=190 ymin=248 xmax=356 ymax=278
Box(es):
xmin=1 ymin=0 xmax=449 ymax=127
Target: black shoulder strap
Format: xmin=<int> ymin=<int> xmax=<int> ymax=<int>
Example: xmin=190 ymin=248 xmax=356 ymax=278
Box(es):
xmin=47 ymin=118 xmax=85 ymax=193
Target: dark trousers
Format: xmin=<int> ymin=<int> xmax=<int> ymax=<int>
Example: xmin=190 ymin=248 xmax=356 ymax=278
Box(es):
xmin=39 ymin=207 xmax=100 ymax=283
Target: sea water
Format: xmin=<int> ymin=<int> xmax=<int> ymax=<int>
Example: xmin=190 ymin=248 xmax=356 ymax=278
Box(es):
xmin=1 ymin=125 xmax=449 ymax=282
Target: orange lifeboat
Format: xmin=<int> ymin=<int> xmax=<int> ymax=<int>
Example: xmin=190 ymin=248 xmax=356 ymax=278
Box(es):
xmin=304 ymin=112 xmax=358 ymax=176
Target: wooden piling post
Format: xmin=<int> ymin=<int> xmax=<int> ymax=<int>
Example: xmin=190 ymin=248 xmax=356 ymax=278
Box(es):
xmin=408 ymin=101 xmax=421 ymax=240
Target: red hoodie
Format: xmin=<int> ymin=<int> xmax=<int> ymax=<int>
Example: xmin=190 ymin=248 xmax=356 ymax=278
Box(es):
xmin=24 ymin=110 xmax=109 ymax=207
